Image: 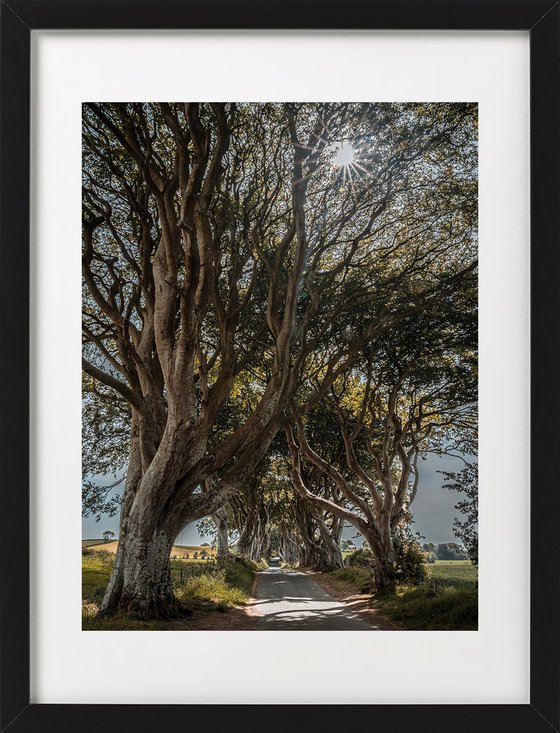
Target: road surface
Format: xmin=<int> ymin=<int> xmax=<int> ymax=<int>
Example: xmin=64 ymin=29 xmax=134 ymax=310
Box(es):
xmin=252 ymin=568 xmax=377 ymax=630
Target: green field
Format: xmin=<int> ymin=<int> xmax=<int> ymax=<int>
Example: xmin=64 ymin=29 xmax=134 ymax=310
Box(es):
xmin=429 ymin=560 xmax=478 ymax=589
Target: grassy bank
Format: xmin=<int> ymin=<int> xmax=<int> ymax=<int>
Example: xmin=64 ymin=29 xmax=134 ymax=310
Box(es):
xmin=322 ymin=560 xmax=478 ymax=630
xmin=179 ymin=557 xmax=256 ymax=611
xmin=375 ymin=586 xmax=477 ymax=630
xmin=82 ymin=551 xmax=258 ymax=629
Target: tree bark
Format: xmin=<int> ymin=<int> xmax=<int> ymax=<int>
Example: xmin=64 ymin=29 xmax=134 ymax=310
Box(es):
xmin=315 ymin=513 xmax=344 ymax=570
xmin=99 ymin=522 xmax=177 ymax=619
xmin=213 ymin=505 xmax=230 ymax=559
xmin=365 ymin=528 xmax=398 ymax=595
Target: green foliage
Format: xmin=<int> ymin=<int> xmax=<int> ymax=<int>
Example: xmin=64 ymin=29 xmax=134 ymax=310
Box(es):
xmin=442 ymin=462 xmax=478 ymax=565
xmin=395 ymin=538 xmax=430 ymax=585
xmin=422 ymin=542 xmax=470 ymax=561
xmin=178 ymin=559 xmax=256 ymax=611
xmin=81 ymin=380 xmax=129 ymax=521
xmin=347 ymin=547 xmax=375 ymax=568
xmin=346 ymin=536 xmax=430 ymax=586
xmin=434 ymin=542 xmax=469 ymax=561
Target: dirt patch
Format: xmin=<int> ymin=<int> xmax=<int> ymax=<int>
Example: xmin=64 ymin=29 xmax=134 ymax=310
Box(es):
xmin=184 ymin=604 xmax=259 ymax=631
xmin=310 ymin=571 xmax=402 ymax=630
xmin=83 ymin=601 xmax=258 ymax=631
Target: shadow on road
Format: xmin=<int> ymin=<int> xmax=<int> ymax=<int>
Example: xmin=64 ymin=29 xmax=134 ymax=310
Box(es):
xmin=252 ymin=568 xmax=383 ymax=630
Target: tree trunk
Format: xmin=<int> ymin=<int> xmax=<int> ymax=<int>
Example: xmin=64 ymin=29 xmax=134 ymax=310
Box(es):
xmin=372 ymin=554 xmax=397 ymax=594
xmin=366 ymin=527 xmax=398 ymax=595
xmin=315 ymin=514 xmax=344 ymax=570
xmin=213 ymin=505 xmax=230 ymax=559
xmin=98 ymin=521 xmax=178 ymax=619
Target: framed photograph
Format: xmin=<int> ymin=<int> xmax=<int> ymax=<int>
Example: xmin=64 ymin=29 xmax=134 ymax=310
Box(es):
xmin=0 ymin=1 xmax=558 ymax=731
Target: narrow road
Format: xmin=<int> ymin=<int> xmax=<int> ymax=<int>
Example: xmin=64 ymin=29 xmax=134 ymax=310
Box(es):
xmin=252 ymin=568 xmax=376 ymax=630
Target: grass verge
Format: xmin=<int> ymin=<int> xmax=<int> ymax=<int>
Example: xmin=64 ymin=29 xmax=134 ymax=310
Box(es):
xmin=323 ymin=567 xmax=375 ymax=594
xmin=82 ymin=552 xmax=258 ymax=629
xmin=179 ymin=557 xmax=257 ymax=612
xmin=322 ymin=562 xmax=478 ymax=630
xmin=375 ymin=586 xmax=477 ymax=630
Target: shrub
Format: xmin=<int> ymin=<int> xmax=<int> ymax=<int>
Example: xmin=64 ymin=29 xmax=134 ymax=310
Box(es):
xmin=346 ymin=537 xmax=429 ymax=587
xmin=347 ymin=547 xmax=374 ymax=568
xmin=395 ymin=539 xmax=430 ymax=585
xmin=177 ymin=558 xmax=256 ymax=610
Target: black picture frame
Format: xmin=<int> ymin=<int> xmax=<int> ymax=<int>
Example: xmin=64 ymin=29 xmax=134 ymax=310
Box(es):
xmin=0 ymin=2 xmax=558 ymax=731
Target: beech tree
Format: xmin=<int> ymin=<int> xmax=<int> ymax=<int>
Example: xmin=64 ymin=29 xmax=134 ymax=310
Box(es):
xmin=286 ymin=290 xmax=477 ymax=592
xmin=82 ymin=102 xmax=477 ymax=617
xmin=195 ymin=502 xmax=233 ymax=559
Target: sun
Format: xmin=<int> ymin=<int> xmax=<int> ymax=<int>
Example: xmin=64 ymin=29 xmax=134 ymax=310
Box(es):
xmin=329 ymin=138 xmax=373 ymax=195
xmin=332 ymin=141 xmax=356 ymax=167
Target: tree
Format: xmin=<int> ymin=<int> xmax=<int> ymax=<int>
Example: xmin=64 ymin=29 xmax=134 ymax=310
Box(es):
xmin=210 ymin=505 xmax=230 ymax=559
xmin=436 ymin=542 xmax=469 ymax=561
xmin=422 ymin=542 xmax=438 ymax=563
xmin=82 ymin=383 xmax=128 ymax=521
xmin=286 ymin=288 xmax=477 ymax=592
xmin=83 ymin=102 xmax=477 ymax=617
xmin=103 ymin=530 xmax=115 ymax=543
xmin=442 ymin=462 xmax=478 ymax=565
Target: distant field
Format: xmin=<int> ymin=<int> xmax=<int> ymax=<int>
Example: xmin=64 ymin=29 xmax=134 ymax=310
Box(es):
xmin=82 ymin=539 xmax=106 ymax=548
xmin=171 ymin=544 xmax=217 ymax=560
xmin=430 ymin=560 xmax=477 ymax=589
xmin=433 ymin=560 xmax=472 ymax=566
xmin=82 ymin=539 xmax=216 ymax=559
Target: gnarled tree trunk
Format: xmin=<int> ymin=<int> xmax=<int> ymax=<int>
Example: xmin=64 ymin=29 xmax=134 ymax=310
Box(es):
xmin=213 ymin=505 xmax=230 ymax=559
xmin=315 ymin=513 xmax=344 ymax=570
xmin=100 ymin=522 xmax=177 ymax=620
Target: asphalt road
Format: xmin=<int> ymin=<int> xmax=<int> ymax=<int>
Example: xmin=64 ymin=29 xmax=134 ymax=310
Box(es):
xmin=253 ymin=568 xmax=375 ymax=630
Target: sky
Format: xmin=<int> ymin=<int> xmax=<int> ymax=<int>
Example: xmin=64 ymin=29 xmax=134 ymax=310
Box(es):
xmin=82 ymin=452 xmax=467 ymax=547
